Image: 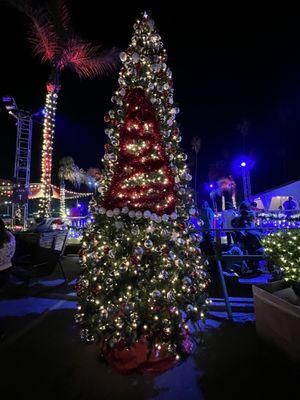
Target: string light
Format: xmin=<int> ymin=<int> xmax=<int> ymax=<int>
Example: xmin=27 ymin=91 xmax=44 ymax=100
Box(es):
xmin=76 ymin=12 xmax=209 ymax=365
xmin=263 ymin=230 xmax=300 ymax=281
xmin=37 ymin=83 xmax=60 ymax=218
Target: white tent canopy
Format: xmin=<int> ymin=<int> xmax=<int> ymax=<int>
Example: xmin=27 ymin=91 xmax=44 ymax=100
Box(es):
xmin=251 ymin=179 xmax=300 ymax=211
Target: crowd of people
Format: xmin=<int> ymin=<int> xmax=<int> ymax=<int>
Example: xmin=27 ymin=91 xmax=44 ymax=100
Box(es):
xmin=200 ymin=196 xmax=298 ymax=235
xmin=199 ymin=199 xmax=258 ymax=231
xmin=199 ymin=199 xmax=266 ymax=277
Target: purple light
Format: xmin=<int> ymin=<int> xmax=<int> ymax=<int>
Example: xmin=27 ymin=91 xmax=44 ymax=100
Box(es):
xmin=240 ymin=161 xmax=247 ymax=167
xmin=209 ymin=183 xmax=214 ymax=188
xmin=77 ymin=203 xmax=82 ymax=208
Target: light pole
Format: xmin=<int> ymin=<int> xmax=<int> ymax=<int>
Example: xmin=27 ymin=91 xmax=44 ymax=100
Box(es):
xmin=240 ymin=161 xmax=251 ymax=201
xmin=209 ymin=185 xmax=218 ymax=212
xmin=4 ymin=201 xmax=10 ymax=216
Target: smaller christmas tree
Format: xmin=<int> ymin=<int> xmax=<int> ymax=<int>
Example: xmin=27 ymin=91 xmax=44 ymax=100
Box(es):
xmin=76 ymin=12 xmax=209 ymax=371
xmin=263 ymin=230 xmax=300 ymax=281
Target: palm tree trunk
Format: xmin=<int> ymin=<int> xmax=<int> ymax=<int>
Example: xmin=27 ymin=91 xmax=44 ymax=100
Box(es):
xmin=222 ymin=192 xmax=225 ymax=211
xmin=37 ymin=69 xmax=61 ymax=218
xmin=232 ymin=190 xmax=237 ymax=208
xmin=60 ymin=179 xmax=66 ymax=219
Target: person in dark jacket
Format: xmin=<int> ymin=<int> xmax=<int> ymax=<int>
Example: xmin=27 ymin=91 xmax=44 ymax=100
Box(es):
xmin=0 ymin=218 xmax=16 ymax=284
xmin=199 ymin=201 xmax=214 ymax=230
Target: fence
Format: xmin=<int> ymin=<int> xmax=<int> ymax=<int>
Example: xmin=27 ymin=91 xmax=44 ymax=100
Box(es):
xmin=198 ymin=226 xmax=300 ymax=320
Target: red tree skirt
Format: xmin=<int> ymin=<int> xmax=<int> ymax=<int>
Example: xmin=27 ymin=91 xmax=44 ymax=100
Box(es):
xmin=104 ymin=335 xmax=193 ymax=374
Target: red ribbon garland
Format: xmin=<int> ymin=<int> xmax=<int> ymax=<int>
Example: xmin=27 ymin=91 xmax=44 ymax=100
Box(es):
xmin=103 ymin=88 xmax=177 ymax=215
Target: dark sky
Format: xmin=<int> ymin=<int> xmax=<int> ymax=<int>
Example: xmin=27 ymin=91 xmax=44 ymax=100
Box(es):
xmin=1 ymin=1 xmax=300 ymax=196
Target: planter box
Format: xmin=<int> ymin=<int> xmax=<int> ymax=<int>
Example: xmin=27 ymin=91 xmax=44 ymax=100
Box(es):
xmin=255 ymin=279 xmax=288 ymax=293
xmin=253 ymin=285 xmax=300 ymax=361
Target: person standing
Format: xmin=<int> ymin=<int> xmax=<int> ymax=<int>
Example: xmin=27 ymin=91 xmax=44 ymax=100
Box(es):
xmin=239 ymin=201 xmax=256 ymax=228
xmin=0 ymin=218 xmax=16 ymax=341
xmin=199 ymin=201 xmax=216 ymax=277
xmin=199 ymin=201 xmax=215 ymax=230
xmin=283 ymin=196 xmax=297 ymax=217
xmin=221 ymin=202 xmax=238 ymax=245
xmin=0 ymin=218 xmax=16 ymax=285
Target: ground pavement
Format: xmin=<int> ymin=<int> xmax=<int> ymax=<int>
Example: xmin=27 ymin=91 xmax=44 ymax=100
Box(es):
xmin=0 ymin=256 xmax=298 ymax=400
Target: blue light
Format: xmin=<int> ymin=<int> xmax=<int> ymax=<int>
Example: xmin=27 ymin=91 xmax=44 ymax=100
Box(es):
xmin=232 ymin=156 xmax=255 ymax=175
xmin=204 ymin=182 xmax=215 ymax=191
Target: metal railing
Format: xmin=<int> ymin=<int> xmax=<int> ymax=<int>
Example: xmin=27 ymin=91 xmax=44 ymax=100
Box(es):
xmin=197 ymin=226 xmax=299 ymax=320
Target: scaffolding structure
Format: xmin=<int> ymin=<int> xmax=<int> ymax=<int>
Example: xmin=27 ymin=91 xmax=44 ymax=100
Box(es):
xmin=2 ymin=96 xmax=33 ymax=228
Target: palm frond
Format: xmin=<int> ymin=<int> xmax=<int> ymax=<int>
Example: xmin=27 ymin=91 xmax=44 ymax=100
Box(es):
xmin=45 ymin=0 xmax=71 ymax=38
xmin=237 ymin=119 xmax=249 ymax=136
xmin=58 ymin=156 xmax=82 ymax=187
xmin=52 ymin=0 xmax=70 ymax=30
xmin=28 ymin=9 xmax=59 ymax=62
xmin=78 ymin=169 xmax=90 ymax=186
xmin=6 ymin=0 xmax=119 ymax=77
xmin=2 ymin=0 xmax=28 ymax=14
xmin=5 ymin=0 xmax=59 ymax=62
xmin=191 ymin=136 xmax=201 ymax=153
xmin=87 ymin=167 xmax=101 ymax=179
xmin=59 ymin=37 xmax=119 ymax=78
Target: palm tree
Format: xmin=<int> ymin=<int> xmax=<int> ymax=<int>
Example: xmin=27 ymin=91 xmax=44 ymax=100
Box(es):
xmin=58 ymin=156 xmax=81 ymax=218
xmin=12 ymin=0 xmax=118 ymax=218
xmin=191 ymin=136 xmax=201 ymax=205
xmin=278 ymin=106 xmax=292 ymax=179
xmin=237 ymin=119 xmax=249 ymax=154
xmin=86 ymin=167 xmax=101 ymax=181
xmin=85 ymin=167 xmax=102 ymax=193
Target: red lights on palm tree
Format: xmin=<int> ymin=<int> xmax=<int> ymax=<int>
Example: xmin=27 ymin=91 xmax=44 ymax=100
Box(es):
xmin=12 ymin=0 xmax=119 ymax=217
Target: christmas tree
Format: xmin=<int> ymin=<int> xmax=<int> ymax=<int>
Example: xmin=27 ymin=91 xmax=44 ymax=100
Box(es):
xmin=76 ymin=12 xmax=209 ymax=369
xmin=262 ymin=230 xmax=300 ymax=281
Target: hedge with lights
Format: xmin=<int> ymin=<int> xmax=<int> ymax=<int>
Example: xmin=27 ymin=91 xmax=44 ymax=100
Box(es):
xmin=258 ymin=212 xmax=300 ymax=221
xmin=75 ymin=13 xmax=209 ymax=365
xmin=262 ymin=230 xmax=300 ymax=281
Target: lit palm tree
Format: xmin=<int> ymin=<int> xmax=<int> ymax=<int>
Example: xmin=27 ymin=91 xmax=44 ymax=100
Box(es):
xmin=12 ymin=0 xmax=118 ymax=218
xmin=58 ymin=156 xmax=81 ymax=218
xmin=191 ymin=136 xmax=201 ymax=205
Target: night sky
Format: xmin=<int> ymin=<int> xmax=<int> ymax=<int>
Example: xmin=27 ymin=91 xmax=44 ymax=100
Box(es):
xmin=1 ymin=1 xmax=300 ymax=197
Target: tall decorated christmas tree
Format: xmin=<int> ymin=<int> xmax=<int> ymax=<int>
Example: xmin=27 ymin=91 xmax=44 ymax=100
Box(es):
xmin=76 ymin=12 xmax=209 ymax=372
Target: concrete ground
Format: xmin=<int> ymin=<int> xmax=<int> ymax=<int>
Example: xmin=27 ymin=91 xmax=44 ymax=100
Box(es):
xmin=0 ymin=256 xmax=298 ymax=400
